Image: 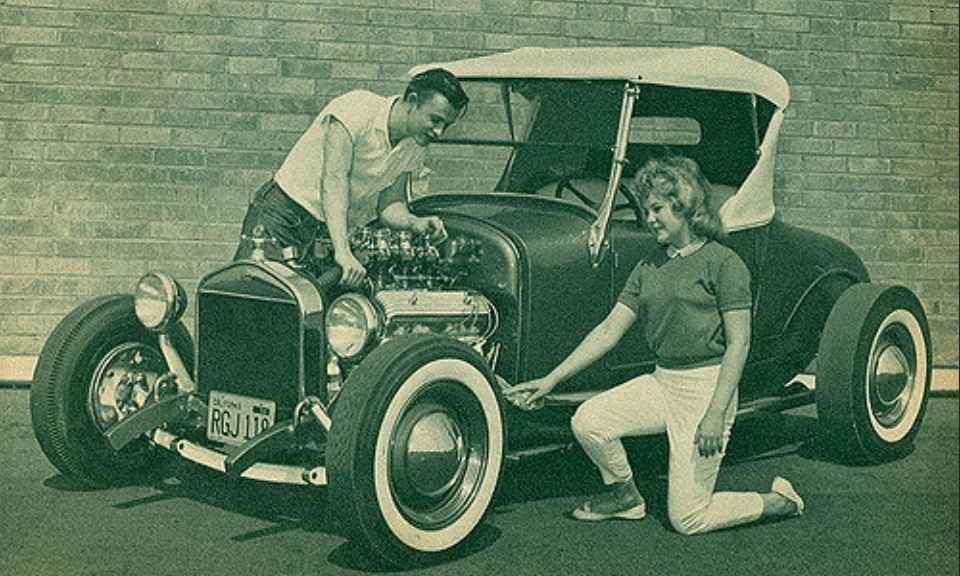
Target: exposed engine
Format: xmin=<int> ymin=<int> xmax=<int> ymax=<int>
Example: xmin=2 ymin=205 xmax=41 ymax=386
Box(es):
xmin=345 ymin=225 xmax=483 ymax=291
xmin=322 ymin=225 xmax=499 ymax=377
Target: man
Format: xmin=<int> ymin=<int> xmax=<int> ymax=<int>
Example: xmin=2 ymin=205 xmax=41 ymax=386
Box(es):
xmin=233 ymin=68 xmax=469 ymax=286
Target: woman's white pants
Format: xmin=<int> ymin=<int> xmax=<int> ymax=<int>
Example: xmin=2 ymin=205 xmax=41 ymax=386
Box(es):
xmin=571 ymin=365 xmax=764 ymax=535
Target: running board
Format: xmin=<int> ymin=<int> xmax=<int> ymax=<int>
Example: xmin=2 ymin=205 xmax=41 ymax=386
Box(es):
xmin=505 ymin=442 xmax=574 ymax=462
xmin=534 ymin=381 xmax=815 ymax=416
xmin=737 ymin=384 xmax=815 ymax=417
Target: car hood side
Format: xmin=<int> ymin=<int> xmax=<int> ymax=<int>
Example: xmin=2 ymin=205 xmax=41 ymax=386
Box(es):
xmin=413 ymin=193 xmax=615 ymax=384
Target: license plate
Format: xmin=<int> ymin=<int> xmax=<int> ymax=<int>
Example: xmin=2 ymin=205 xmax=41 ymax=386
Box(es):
xmin=207 ymin=391 xmax=275 ymax=446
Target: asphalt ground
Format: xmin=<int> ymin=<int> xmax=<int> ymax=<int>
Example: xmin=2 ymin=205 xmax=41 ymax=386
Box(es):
xmin=1 ymin=388 xmax=957 ymax=576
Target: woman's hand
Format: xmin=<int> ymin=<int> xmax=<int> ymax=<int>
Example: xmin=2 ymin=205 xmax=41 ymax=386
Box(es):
xmin=503 ymin=377 xmax=557 ymax=411
xmin=694 ymin=412 xmax=726 ymax=458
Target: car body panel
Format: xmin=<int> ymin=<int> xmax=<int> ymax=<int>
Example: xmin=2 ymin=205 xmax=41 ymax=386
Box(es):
xmin=417 ymin=191 xmax=871 ymax=408
xmin=415 ymin=193 xmax=614 ymax=389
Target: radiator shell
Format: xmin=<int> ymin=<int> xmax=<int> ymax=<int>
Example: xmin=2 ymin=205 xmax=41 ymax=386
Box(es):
xmin=195 ymin=261 xmax=326 ymax=415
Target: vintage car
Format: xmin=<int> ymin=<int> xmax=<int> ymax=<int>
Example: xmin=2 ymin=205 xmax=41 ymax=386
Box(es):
xmin=30 ymin=47 xmax=932 ymax=566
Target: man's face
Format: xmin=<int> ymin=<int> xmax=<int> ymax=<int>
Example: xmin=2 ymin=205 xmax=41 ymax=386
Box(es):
xmin=408 ymin=93 xmax=462 ymax=146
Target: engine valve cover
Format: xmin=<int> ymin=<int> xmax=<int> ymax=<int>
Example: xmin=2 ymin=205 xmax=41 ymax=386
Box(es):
xmin=374 ymin=290 xmax=495 ymax=346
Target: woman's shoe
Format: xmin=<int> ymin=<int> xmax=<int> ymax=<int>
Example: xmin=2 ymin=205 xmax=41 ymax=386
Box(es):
xmin=771 ymin=476 xmax=804 ymax=516
xmin=572 ymin=492 xmax=646 ymax=521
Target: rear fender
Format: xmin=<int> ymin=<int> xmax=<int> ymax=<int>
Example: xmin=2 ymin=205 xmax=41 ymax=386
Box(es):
xmin=783 ymin=269 xmax=862 ymax=338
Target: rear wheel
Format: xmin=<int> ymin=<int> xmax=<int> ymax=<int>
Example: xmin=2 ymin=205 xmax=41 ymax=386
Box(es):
xmin=30 ymin=295 xmax=194 ymax=486
xmin=816 ymin=284 xmax=931 ymax=463
xmin=328 ymin=334 xmax=504 ymax=567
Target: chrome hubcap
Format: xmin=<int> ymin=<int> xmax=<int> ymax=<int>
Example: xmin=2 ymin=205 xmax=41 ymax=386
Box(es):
xmin=867 ymin=322 xmax=917 ymax=432
xmin=388 ymin=381 xmax=487 ymax=530
xmin=88 ymin=342 xmax=165 ymax=432
xmin=405 ymin=410 xmax=465 ymax=497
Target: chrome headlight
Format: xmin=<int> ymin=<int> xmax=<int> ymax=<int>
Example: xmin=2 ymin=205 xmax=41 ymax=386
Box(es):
xmin=134 ymin=272 xmax=187 ymax=331
xmin=325 ymin=293 xmax=379 ymax=359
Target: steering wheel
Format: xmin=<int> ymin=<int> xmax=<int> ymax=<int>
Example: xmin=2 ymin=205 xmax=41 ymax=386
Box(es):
xmin=554 ymin=174 xmax=645 ymax=222
xmin=554 ymin=175 xmax=599 ymax=210
xmin=615 ymin=181 xmax=645 ymax=223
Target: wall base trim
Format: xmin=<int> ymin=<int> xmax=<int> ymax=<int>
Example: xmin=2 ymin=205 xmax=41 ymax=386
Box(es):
xmin=1 ymin=355 xmax=958 ymax=391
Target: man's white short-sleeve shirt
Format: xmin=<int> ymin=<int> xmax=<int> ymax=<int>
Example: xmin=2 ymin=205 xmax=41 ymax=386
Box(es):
xmin=274 ymin=90 xmax=427 ymax=230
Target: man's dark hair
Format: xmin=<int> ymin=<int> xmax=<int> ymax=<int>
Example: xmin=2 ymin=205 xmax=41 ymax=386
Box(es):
xmin=405 ymin=68 xmax=469 ymax=112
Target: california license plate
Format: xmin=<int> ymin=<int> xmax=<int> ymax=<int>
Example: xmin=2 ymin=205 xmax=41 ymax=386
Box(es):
xmin=207 ymin=391 xmax=275 ymax=446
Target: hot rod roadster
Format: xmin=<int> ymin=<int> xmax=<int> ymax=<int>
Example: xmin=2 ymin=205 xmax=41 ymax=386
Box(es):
xmin=30 ymin=47 xmax=931 ymax=567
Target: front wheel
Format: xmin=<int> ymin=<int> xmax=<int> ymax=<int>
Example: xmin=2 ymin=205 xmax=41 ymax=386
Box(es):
xmin=328 ymin=334 xmax=504 ymax=567
xmin=816 ymin=284 xmax=932 ymax=463
xmin=30 ymin=295 xmax=194 ymax=486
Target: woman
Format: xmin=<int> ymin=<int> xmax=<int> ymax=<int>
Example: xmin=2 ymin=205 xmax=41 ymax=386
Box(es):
xmin=504 ymin=156 xmax=803 ymax=534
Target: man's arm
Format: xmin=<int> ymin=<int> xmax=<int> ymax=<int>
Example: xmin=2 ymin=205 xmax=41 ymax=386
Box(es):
xmin=379 ymin=174 xmax=447 ymax=242
xmin=377 ymin=174 xmax=416 ymax=228
xmin=321 ymin=117 xmax=366 ymax=286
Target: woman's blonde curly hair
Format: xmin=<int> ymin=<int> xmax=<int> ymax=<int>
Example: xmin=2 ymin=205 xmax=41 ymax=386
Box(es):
xmin=632 ymin=155 xmax=725 ymax=241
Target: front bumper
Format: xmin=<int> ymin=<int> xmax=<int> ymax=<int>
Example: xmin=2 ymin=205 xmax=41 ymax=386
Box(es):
xmin=103 ymin=333 xmax=333 ymax=487
xmin=152 ymin=428 xmax=327 ymax=486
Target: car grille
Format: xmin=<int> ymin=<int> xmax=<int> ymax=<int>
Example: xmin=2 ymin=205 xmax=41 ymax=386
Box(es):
xmin=197 ymin=284 xmax=318 ymax=416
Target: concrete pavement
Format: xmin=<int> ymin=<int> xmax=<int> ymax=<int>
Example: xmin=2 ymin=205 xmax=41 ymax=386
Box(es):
xmin=1 ymin=389 xmax=957 ymax=576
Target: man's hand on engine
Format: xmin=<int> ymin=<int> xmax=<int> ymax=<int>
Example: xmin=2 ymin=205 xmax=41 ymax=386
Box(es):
xmin=334 ymin=249 xmax=366 ymax=287
xmin=412 ymin=215 xmax=448 ymax=244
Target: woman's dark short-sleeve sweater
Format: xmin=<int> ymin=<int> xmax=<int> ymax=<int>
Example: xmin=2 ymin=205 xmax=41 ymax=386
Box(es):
xmin=617 ymin=241 xmax=752 ymax=369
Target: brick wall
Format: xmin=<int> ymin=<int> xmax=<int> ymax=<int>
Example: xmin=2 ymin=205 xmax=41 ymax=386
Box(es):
xmin=1 ymin=0 xmax=957 ymax=365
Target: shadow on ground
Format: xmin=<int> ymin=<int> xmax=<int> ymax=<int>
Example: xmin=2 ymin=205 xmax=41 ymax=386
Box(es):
xmin=38 ymin=408 xmax=828 ymax=572
xmin=42 ymin=449 xmax=499 ymax=572
xmin=494 ymin=408 xmax=831 ymax=530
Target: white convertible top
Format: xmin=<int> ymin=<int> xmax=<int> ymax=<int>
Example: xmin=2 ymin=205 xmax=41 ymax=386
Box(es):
xmin=410 ymin=46 xmax=790 ymax=232
xmin=409 ymin=46 xmax=789 ymax=109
